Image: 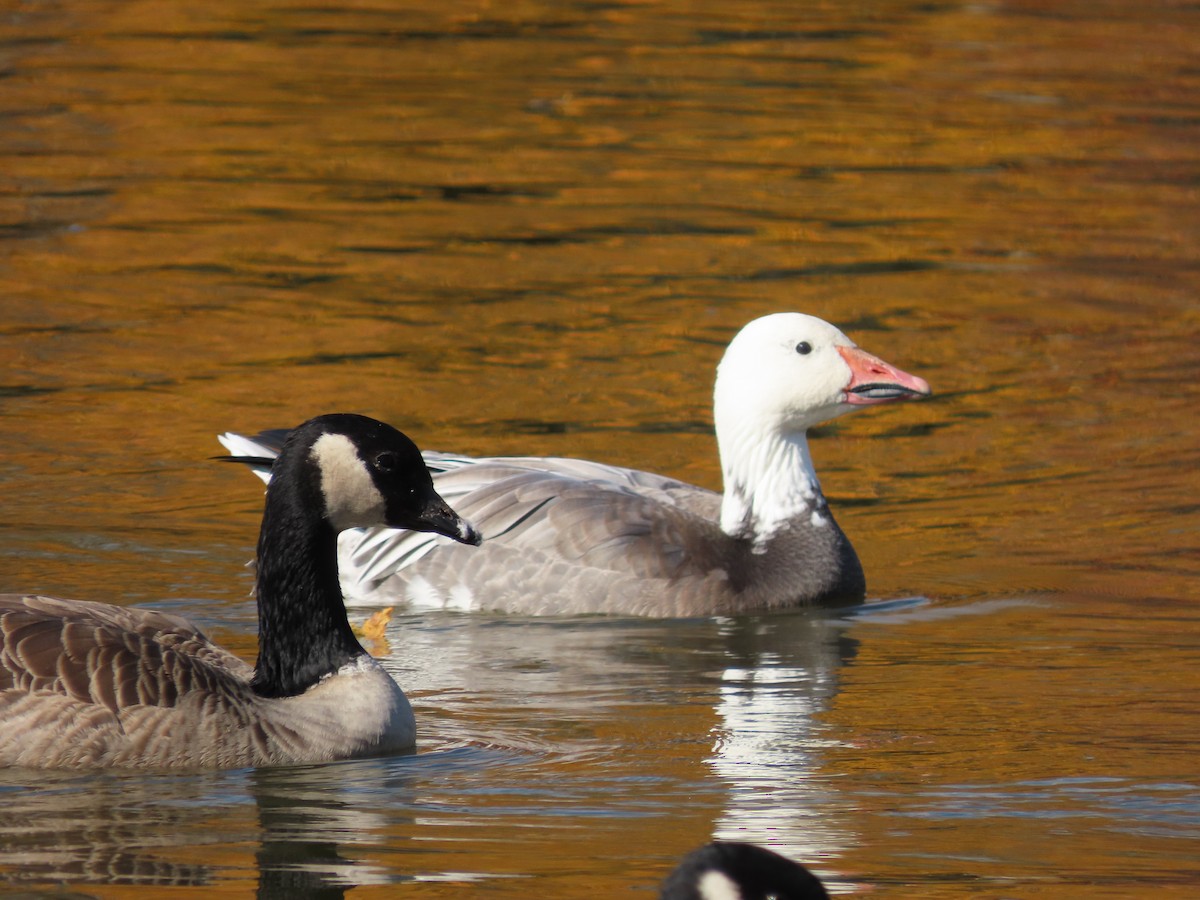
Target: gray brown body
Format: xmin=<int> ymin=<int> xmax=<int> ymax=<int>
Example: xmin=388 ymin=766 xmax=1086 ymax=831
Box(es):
xmin=0 ymin=594 xmax=411 ymax=769
xmin=340 ymin=455 xmax=865 ymax=616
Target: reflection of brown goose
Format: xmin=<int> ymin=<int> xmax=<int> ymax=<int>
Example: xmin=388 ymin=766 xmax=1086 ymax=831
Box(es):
xmin=0 ymin=414 xmax=480 ymax=769
xmin=221 ymin=314 xmax=930 ymax=617
xmin=660 ymin=842 xmax=830 ymax=900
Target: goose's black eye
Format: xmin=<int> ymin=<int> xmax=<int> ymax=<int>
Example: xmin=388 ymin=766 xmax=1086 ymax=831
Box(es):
xmin=374 ymin=451 xmax=399 ymax=473
xmin=795 ymin=341 xmax=813 ymax=355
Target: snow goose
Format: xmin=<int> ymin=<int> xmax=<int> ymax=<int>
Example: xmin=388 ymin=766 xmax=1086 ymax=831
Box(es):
xmin=219 ymin=313 xmax=929 ymax=616
xmin=0 ymin=414 xmax=480 ymax=768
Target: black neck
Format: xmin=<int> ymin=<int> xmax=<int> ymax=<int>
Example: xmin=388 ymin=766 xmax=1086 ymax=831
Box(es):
xmin=251 ymin=470 xmax=366 ymax=699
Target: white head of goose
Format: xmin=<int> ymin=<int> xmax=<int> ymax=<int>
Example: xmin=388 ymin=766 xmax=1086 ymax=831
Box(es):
xmin=0 ymin=414 xmax=480 ymax=769
xmin=660 ymin=842 xmax=830 ymax=900
xmin=219 ymin=313 xmax=930 ymax=617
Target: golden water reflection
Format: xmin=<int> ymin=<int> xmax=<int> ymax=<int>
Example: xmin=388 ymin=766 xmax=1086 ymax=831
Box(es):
xmin=2 ymin=0 xmax=1197 ymax=896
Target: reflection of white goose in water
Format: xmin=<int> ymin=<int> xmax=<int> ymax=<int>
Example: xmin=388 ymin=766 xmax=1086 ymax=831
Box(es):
xmin=378 ymin=607 xmax=859 ymax=874
xmin=704 ymin=613 xmax=853 ymax=869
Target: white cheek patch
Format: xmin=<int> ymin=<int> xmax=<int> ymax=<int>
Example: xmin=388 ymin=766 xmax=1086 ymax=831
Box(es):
xmin=697 ymin=870 xmax=744 ymax=900
xmin=311 ymin=433 xmax=387 ymax=532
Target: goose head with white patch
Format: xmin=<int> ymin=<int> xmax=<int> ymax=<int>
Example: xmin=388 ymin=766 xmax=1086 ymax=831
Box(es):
xmin=252 ymin=414 xmax=481 ymax=699
xmin=713 ymin=313 xmax=930 ymax=545
xmin=307 ymin=415 xmax=483 ymax=544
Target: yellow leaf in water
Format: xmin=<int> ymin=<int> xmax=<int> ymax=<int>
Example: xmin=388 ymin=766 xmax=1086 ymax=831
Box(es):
xmin=353 ymin=607 xmax=393 ymax=656
xmin=359 ymin=607 xmax=393 ymax=640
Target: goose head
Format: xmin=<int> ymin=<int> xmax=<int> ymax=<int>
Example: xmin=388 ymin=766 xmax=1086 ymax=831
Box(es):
xmin=280 ymin=414 xmax=483 ymax=545
xmin=660 ymin=842 xmax=830 ymax=900
xmin=245 ymin=415 xmax=481 ymax=701
xmin=713 ymin=313 xmax=930 ymax=540
xmin=714 ymin=312 xmax=930 ymax=439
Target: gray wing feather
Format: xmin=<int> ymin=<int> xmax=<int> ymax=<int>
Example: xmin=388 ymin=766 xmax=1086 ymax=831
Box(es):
xmin=342 ymin=457 xmax=722 ymax=589
xmin=217 ymin=433 xmax=728 ymax=598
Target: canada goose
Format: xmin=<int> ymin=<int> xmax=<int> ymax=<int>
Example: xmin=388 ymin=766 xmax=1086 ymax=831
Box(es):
xmin=219 ymin=313 xmax=930 ymax=616
xmin=660 ymin=842 xmax=830 ymax=900
xmin=0 ymin=414 xmax=480 ymax=769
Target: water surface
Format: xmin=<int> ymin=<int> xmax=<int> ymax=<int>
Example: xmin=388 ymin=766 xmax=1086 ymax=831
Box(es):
xmin=1 ymin=0 xmax=1197 ymax=896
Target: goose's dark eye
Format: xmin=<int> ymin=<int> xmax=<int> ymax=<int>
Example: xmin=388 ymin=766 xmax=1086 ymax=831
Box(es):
xmin=795 ymin=341 xmax=813 ymax=355
xmin=374 ymin=451 xmax=399 ymax=472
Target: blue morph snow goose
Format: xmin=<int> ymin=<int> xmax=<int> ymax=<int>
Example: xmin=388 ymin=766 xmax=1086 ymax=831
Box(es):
xmin=220 ymin=313 xmax=929 ymax=617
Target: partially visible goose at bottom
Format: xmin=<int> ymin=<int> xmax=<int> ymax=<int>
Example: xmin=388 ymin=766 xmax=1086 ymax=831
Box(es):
xmin=220 ymin=313 xmax=931 ymax=616
xmin=660 ymin=842 xmax=831 ymax=900
xmin=0 ymin=414 xmax=480 ymax=769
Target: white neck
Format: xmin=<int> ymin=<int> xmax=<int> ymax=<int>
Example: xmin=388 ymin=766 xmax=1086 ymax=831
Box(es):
xmin=718 ymin=423 xmax=824 ymax=545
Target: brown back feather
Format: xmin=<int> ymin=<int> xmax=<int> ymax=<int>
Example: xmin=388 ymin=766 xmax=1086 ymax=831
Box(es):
xmin=0 ymin=595 xmax=253 ymax=718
